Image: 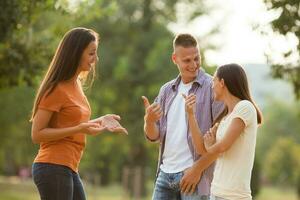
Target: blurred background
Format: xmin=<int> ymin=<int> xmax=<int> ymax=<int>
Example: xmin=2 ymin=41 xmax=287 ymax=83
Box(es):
xmin=0 ymin=0 xmax=299 ymax=199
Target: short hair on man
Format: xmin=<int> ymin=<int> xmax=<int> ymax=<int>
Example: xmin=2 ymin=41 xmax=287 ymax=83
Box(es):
xmin=173 ymin=33 xmax=198 ymax=50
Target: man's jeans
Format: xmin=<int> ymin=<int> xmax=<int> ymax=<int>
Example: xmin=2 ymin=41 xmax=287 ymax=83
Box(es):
xmin=32 ymin=162 xmax=86 ymax=200
xmin=152 ymin=170 xmax=209 ymax=200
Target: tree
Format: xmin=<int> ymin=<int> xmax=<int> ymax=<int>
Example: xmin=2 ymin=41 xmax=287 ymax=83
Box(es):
xmin=0 ymin=1 xmax=219 ymax=197
xmin=264 ymin=0 xmax=300 ymax=98
xmin=0 ymin=0 xmax=57 ymax=88
xmin=78 ymin=0 xmax=217 ymax=196
xmin=264 ymin=137 xmax=300 ymax=185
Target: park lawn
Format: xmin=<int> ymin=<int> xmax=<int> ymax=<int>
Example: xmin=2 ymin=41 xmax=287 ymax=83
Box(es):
xmin=0 ymin=176 xmax=297 ymax=200
xmin=256 ymin=185 xmax=297 ymax=200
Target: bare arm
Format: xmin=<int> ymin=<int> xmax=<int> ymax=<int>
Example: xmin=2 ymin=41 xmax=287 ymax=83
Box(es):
xmin=31 ymin=109 xmax=130 ymax=143
xmin=206 ymin=118 xmax=245 ymax=154
xmin=180 ymin=117 xmax=246 ymax=193
xmin=183 ymin=94 xmax=206 ymax=155
xmin=31 ymin=109 xmax=105 ymax=143
xmin=187 ymin=112 xmax=207 ymax=155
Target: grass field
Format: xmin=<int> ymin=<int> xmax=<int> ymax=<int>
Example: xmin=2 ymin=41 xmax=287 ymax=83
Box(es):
xmin=0 ymin=176 xmax=297 ymax=200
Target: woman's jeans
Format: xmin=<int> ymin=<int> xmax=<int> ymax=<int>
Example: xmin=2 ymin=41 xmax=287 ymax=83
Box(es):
xmin=152 ymin=170 xmax=209 ymax=200
xmin=32 ymin=163 xmax=86 ymax=200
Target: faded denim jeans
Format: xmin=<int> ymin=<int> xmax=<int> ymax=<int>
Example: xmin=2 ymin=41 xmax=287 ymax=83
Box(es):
xmin=32 ymin=162 xmax=86 ymax=200
xmin=152 ymin=170 xmax=209 ymax=200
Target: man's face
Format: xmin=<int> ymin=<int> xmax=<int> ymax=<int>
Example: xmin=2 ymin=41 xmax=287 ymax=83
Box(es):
xmin=172 ymin=46 xmax=200 ymax=83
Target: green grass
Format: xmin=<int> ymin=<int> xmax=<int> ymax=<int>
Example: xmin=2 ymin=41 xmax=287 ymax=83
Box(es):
xmin=255 ymin=185 xmax=298 ymax=200
xmin=0 ymin=176 xmax=298 ymax=200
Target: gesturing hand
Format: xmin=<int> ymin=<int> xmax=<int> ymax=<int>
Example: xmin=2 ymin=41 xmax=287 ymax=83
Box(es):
xmin=142 ymin=96 xmax=162 ymax=123
xmin=90 ymin=114 xmax=128 ymax=135
xmin=182 ymin=93 xmax=196 ymax=115
xmin=204 ymin=123 xmax=219 ymax=149
xmin=79 ymin=122 xmax=107 ymax=136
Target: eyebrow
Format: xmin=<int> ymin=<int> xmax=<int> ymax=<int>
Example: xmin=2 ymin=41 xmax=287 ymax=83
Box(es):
xmin=182 ymin=55 xmax=199 ymax=60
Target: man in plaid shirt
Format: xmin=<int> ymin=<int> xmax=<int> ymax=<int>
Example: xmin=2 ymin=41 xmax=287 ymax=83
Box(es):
xmin=142 ymin=33 xmax=223 ymax=200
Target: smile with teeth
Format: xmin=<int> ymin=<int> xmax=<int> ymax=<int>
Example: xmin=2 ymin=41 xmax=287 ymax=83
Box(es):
xmin=187 ymin=68 xmax=197 ymax=72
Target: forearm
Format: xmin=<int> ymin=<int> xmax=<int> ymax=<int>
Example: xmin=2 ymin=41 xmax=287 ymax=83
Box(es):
xmin=206 ymin=141 xmax=227 ymax=154
xmin=193 ymin=151 xmax=219 ymax=172
xmin=188 ymin=113 xmax=206 ymax=155
xmin=32 ymin=125 xmax=81 ymax=143
xmin=144 ymin=120 xmax=160 ymax=141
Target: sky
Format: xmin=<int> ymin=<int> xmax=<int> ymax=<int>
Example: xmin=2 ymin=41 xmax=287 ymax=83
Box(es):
xmin=169 ymin=0 xmax=297 ymax=66
xmin=67 ymin=0 xmax=298 ymax=66
xmin=168 ymin=0 xmax=296 ymax=104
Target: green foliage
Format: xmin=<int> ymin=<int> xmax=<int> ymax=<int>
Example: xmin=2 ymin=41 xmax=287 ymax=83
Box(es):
xmin=0 ymin=86 xmax=37 ymax=174
xmin=0 ymin=1 xmax=218 ymax=195
xmin=257 ymin=100 xmax=300 ymax=187
xmin=264 ymin=137 xmax=300 ymax=185
xmin=251 ymin=158 xmax=261 ymax=198
xmin=264 ymin=0 xmax=300 ymax=98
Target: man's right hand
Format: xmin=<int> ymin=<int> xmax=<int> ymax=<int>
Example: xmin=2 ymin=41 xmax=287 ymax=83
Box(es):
xmin=142 ymin=96 xmax=163 ymax=123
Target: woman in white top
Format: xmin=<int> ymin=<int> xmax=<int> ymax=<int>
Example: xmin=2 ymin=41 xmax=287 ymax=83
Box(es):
xmin=181 ymin=63 xmax=263 ymax=200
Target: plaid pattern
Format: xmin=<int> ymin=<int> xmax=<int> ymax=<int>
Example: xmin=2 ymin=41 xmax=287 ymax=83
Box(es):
xmin=148 ymin=69 xmax=224 ymax=196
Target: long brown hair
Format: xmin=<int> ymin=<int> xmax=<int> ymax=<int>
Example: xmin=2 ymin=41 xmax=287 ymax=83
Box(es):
xmin=30 ymin=27 xmax=99 ymax=121
xmin=214 ymin=63 xmax=263 ymax=125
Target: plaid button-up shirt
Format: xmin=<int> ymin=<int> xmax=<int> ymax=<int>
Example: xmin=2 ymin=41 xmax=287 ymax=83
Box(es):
xmin=148 ymin=69 xmax=223 ymax=196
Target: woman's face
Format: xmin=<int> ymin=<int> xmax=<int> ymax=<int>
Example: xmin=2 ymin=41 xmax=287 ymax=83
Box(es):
xmin=78 ymin=41 xmax=98 ymax=72
xmin=212 ymin=72 xmax=224 ymax=101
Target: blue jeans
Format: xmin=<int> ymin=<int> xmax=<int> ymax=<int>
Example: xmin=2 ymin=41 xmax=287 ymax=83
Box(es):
xmin=152 ymin=170 xmax=209 ymax=200
xmin=32 ymin=162 xmax=86 ymax=200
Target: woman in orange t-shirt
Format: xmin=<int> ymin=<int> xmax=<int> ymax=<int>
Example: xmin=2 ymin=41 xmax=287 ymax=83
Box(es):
xmin=30 ymin=27 xmax=127 ymax=200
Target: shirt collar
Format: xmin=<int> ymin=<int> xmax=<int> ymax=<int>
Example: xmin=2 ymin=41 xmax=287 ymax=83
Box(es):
xmin=171 ymin=68 xmax=206 ymax=91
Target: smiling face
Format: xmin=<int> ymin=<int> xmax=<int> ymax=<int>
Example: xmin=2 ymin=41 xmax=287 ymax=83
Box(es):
xmin=78 ymin=41 xmax=98 ymax=72
xmin=172 ymin=46 xmax=201 ymax=84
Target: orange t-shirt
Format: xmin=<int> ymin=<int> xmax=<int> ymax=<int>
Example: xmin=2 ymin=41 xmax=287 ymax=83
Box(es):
xmin=34 ymin=81 xmax=91 ymax=172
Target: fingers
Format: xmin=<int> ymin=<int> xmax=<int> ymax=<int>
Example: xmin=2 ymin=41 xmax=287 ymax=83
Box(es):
xmin=183 ymin=94 xmax=196 ymax=114
xmin=85 ymin=122 xmax=101 ymax=128
xmin=150 ymin=104 xmax=162 ymax=115
xmin=110 ymin=126 xmax=128 ymax=135
xmin=142 ymin=96 xmax=162 ymax=120
xmin=145 ymin=103 xmax=163 ymax=122
xmin=180 ymin=178 xmax=187 ymax=193
xmin=109 ymin=114 xmax=121 ymax=121
xmin=182 ymin=93 xmax=195 ymax=101
xmin=89 ymin=126 xmax=106 ymax=132
xmin=180 ymin=180 xmax=195 ymax=194
xmin=141 ymin=96 xmax=150 ymax=109
xmin=183 ymin=183 xmax=192 ymax=194
xmin=190 ymin=183 xmax=197 ymax=194
xmin=183 ymin=94 xmax=196 ymax=106
xmin=211 ymin=123 xmax=219 ymax=131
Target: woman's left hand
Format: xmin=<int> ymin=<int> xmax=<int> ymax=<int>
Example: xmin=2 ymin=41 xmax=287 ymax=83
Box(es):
xmin=90 ymin=114 xmax=128 ymax=135
xmin=204 ymin=123 xmax=219 ymax=149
